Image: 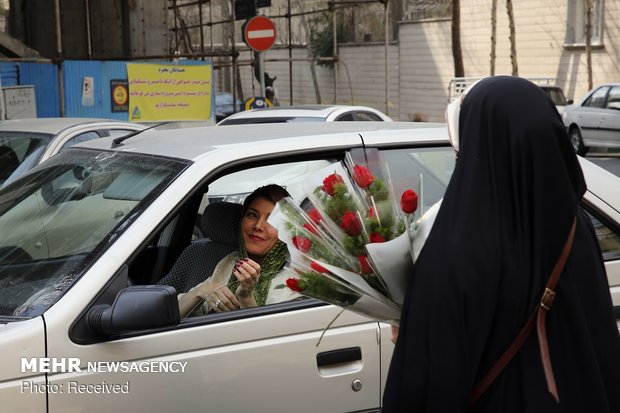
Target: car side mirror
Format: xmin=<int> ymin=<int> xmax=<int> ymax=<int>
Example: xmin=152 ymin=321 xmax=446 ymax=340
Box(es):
xmin=567 ymin=99 xmax=574 ymax=105
xmin=88 ymin=285 xmax=180 ymax=336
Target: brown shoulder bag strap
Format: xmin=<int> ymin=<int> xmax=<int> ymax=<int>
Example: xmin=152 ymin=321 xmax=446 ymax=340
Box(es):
xmin=468 ymin=218 xmax=577 ymax=407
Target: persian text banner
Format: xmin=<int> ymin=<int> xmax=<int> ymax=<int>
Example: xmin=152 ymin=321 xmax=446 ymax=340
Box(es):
xmin=127 ymin=63 xmax=212 ymax=121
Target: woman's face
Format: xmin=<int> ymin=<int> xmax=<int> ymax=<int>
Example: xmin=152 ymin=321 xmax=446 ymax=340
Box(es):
xmin=240 ymin=197 xmax=279 ymax=258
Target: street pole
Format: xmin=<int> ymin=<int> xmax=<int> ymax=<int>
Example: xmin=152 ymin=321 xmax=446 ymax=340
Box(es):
xmin=258 ymin=52 xmax=266 ymax=97
xmin=384 ymin=0 xmax=389 ymax=115
xmin=54 ymin=0 xmax=64 ymax=117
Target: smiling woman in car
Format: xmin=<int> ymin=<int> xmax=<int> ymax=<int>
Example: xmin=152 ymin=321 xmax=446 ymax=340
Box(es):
xmin=177 ymin=184 xmax=298 ymax=318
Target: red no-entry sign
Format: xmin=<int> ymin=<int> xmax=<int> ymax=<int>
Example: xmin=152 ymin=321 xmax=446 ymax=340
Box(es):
xmin=243 ymin=16 xmax=276 ymax=52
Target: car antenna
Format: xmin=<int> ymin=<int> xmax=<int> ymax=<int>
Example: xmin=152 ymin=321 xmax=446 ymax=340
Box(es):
xmin=111 ymin=122 xmax=169 ymax=149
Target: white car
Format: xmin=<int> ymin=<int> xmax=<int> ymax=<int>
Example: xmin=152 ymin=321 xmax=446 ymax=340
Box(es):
xmin=539 ymin=85 xmax=573 ymax=115
xmin=0 ymin=122 xmax=618 ymax=412
xmin=217 ymin=104 xmax=393 ymax=125
xmin=562 ymin=83 xmax=620 ymax=155
xmin=0 ymin=117 xmax=144 ymax=187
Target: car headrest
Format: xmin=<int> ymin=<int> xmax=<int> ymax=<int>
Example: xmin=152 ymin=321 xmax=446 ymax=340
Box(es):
xmin=201 ymin=201 xmax=242 ymax=247
xmin=0 ymin=146 xmax=19 ymax=180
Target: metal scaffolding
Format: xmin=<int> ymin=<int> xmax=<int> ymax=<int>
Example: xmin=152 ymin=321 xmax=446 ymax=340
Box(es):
xmin=166 ymin=0 xmax=391 ymax=112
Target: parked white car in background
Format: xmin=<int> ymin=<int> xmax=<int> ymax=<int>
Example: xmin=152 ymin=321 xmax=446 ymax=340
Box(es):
xmin=0 ymin=117 xmax=144 ymax=187
xmin=562 ymin=83 xmax=620 ymax=155
xmin=0 ymin=122 xmax=618 ymax=412
xmin=217 ymin=104 xmax=392 ymax=125
xmin=539 ymin=85 xmax=573 ymax=114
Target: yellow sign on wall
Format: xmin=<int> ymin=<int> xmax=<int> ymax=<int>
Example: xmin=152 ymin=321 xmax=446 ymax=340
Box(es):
xmin=127 ymin=63 xmax=212 ymax=122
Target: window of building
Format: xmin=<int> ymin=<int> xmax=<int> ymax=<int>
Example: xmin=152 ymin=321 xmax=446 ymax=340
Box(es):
xmin=566 ymin=0 xmax=604 ymax=46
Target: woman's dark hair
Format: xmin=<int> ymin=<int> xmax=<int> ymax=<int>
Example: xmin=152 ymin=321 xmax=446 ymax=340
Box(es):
xmin=241 ymin=184 xmax=290 ymax=214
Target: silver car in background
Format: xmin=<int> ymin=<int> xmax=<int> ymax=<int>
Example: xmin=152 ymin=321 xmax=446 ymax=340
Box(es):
xmin=562 ymin=83 xmax=620 ymax=155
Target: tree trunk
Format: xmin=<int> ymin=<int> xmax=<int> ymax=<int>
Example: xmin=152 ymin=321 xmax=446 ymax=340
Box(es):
xmin=585 ymin=0 xmax=593 ymax=90
xmin=506 ymin=0 xmax=518 ymax=76
xmin=451 ymin=0 xmax=464 ymax=77
xmin=296 ymin=0 xmax=322 ymax=103
xmin=490 ymin=0 xmax=497 ymax=75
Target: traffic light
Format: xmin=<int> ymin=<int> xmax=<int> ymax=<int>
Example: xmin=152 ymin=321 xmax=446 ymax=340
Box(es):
xmin=235 ymin=0 xmax=255 ymax=20
xmin=234 ymin=0 xmax=271 ymax=21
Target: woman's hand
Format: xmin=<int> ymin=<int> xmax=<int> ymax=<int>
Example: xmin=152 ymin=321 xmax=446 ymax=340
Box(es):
xmin=202 ymin=283 xmax=240 ymax=312
xmin=391 ymin=325 xmax=399 ymax=344
xmin=233 ymin=258 xmax=261 ymax=297
xmin=233 ymin=258 xmax=261 ymax=308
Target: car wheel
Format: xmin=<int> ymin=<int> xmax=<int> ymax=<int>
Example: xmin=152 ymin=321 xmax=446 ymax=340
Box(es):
xmin=569 ymin=127 xmax=588 ymax=156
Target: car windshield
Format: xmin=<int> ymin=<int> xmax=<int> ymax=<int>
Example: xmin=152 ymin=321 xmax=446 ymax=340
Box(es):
xmin=0 ymin=148 xmax=187 ymax=318
xmin=0 ymin=131 xmax=52 ymax=187
xmin=544 ymin=88 xmax=568 ymax=106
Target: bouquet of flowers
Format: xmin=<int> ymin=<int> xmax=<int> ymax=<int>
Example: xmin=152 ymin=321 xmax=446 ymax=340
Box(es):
xmin=271 ymin=149 xmax=423 ymax=323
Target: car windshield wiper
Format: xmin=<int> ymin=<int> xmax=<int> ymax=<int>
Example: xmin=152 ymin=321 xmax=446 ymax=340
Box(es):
xmin=111 ymin=122 xmax=169 ymax=148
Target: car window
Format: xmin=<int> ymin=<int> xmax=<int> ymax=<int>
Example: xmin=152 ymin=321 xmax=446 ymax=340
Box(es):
xmin=605 ymin=87 xmax=620 ymax=110
xmin=335 ymin=113 xmax=355 ymax=121
xmin=218 ymin=116 xmax=324 ymax=125
xmin=382 ymin=146 xmax=455 ymax=210
xmin=108 ymin=128 xmax=139 ymax=138
xmin=354 ymin=112 xmax=383 ymax=121
xmin=0 ymin=132 xmax=52 ymax=186
xmin=584 ymin=86 xmax=609 ymax=108
xmin=0 ymin=149 xmax=186 ymax=318
xmin=152 ymin=146 xmax=455 ymax=321
xmin=543 ymin=88 xmax=567 ymax=106
xmin=60 ymin=131 xmax=102 ymax=151
xmin=588 ymin=213 xmax=620 ymax=261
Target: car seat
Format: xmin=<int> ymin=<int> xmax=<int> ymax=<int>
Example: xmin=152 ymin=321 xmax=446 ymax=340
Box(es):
xmin=157 ymin=201 xmax=242 ymax=294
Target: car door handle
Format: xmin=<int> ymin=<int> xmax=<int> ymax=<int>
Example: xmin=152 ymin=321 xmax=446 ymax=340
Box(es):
xmin=316 ymin=347 xmax=361 ymax=367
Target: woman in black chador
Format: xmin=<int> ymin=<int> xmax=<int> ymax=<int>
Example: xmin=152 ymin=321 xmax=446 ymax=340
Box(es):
xmin=383 ymin=76 xmax=620 ymax=412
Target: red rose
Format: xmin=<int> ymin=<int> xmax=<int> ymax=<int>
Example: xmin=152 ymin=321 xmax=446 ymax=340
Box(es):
xmin=340 ymin=211 xmax=362 ymax=236
xmin=286 ymin=278 xmax=305 ymax=292
xmin=292 ymin=236 xmax=312 ymax=253
xmin=353 ymin=165 xmax=375 ymax=189
xmin=322 ymin=173 xmax=344 ymax=196
xmin=358 ymin=255 xmax=373 ymax=273
xmin=310 ymin=261 xmax=329 ymax=273
xmin=308 ymin=208 xmax=322 ymax=224
xmin=303 ymin=222 xmax=319 ymax=236
xmin=400 ymin=189 xmax=419 ymax=214
xmin=368 ymin=207 xmax=376 ymax=219
xmin=369 ymin=232 xmax=385 ymax=243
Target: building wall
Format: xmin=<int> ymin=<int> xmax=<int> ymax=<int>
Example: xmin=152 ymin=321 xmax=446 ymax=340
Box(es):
xmin=226 ymin=43 xmax=399 ymax=119
xmin=397 ymin=18 xmax=453 ymax=122
xmin=236 ymin=0 xmax=620 ymax=123
xmin=458 ymin=0 xmax=618 ymax=99
xmin=225 ymin=47 xmax=335 ymax=106
xmin=395 ymin=0 xmax=620 ymax=122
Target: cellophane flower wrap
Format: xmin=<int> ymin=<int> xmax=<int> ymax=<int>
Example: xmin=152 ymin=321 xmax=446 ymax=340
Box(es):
xmin=271 ymin=149 xmax=422 ymax=323
xmin=271 ymin=198 xmax=401 ymax=322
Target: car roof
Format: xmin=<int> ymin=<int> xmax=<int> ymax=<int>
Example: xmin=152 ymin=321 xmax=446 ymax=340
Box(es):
xmin=594 ymin=83 xmax=620 ymax=87
xmin=581 ymin=83 xmax=620 ymax=95
xmin=79 ymin=121 xmax=446 ymax=161
xmin=0 ymin=118 xmax=142 ymax=135
xmin=568 ymin=83 xmax=620 ymax=106
xmin=218 ymin=104 xmax=391 ymax=123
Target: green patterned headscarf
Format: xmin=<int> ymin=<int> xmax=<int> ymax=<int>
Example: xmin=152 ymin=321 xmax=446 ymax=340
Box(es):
xmin=227 ymin=237 xmax=289 ymax=306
